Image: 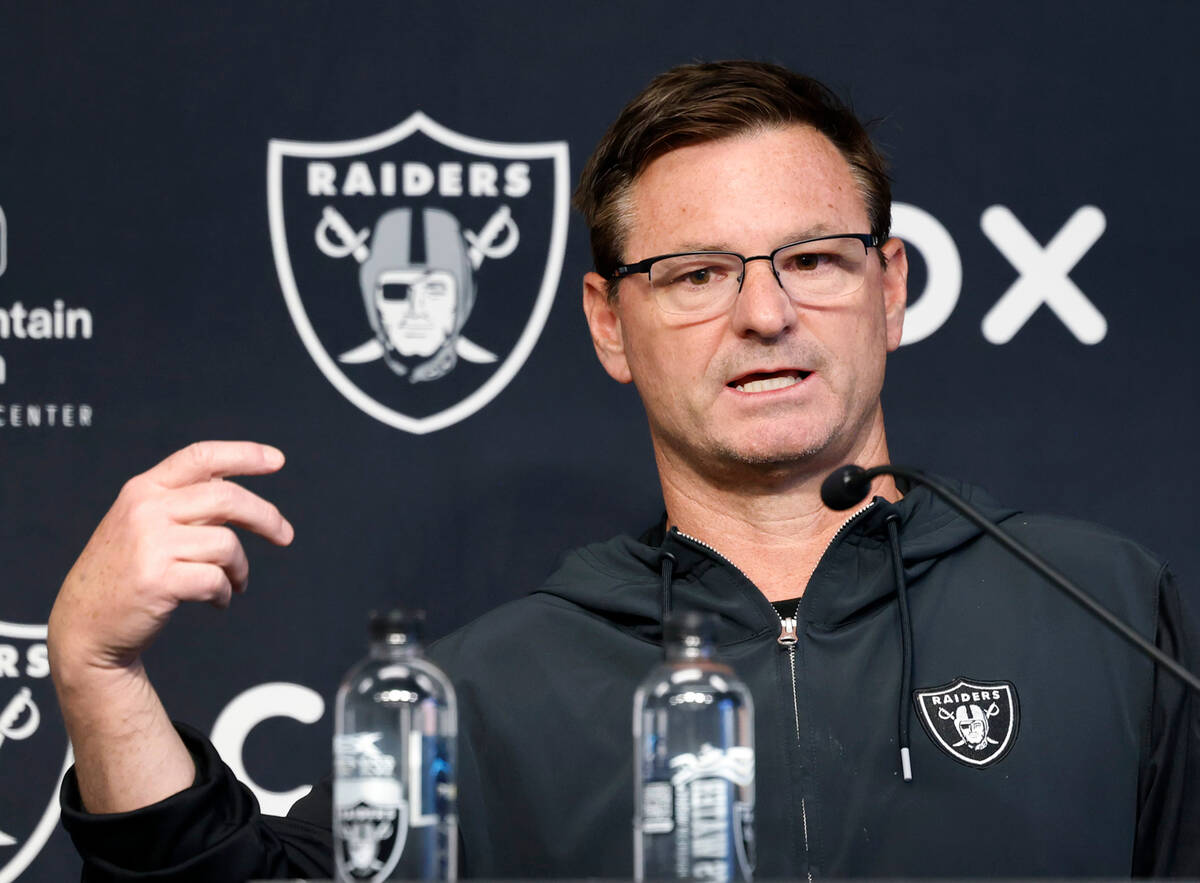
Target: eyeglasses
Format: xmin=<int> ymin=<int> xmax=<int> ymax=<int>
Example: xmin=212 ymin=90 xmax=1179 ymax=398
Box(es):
xmin=610 ymin=234 xmax=880 ymax=319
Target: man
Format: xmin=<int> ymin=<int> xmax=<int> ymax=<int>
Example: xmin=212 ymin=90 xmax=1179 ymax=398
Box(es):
xmin=50 ymin=61 xmax=1197 ymax=879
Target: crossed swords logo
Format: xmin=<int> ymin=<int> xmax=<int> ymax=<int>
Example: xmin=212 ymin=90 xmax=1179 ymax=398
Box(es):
xmin=0 ymin=687 xmax=39 ymax=846
xmin=314 ymin=204 xmax=519 ymax=367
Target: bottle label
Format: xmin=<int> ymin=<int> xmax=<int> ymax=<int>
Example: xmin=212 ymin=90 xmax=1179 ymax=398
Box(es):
xmin=641 ymin=781 xmax=675 ymax=834
xmin=334 ymin=733 xmax=407 ymax=881
xmin=656 ymin=744 xmax=755 ymax=881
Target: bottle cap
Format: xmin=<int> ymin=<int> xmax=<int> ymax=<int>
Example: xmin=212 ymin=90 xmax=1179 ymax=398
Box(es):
xmin=369 ymin=608 xmax=426 ymax=643
xmin=663 ymin=610 xmax=718 ymax=646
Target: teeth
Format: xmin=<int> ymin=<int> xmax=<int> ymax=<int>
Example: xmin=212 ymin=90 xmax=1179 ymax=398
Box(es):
xmin=736 ymin=375 xmax=801 ymax=393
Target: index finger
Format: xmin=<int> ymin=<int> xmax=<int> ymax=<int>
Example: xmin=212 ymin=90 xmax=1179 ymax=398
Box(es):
xmin=151 ymin=441 xmax=286 ymax=489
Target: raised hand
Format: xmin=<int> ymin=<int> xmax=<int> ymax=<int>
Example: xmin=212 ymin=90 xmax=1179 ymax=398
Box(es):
xmin=48 ymin=441 xmax=294 ymax=813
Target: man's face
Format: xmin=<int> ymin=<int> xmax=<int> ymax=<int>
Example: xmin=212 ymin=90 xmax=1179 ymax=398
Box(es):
xmin=373 ymin=268 xmax=458 ymax=358
xmin=584 ymin=126 xmax=906 ymax=476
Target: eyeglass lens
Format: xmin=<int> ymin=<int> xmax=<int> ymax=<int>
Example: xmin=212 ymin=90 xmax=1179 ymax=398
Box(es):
xmin=647 ymin=237 xmax=869 ymax=316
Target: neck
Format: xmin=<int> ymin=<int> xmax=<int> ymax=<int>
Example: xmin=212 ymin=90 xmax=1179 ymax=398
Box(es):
xmin=656 ymin=422 xmax=901 ymax=603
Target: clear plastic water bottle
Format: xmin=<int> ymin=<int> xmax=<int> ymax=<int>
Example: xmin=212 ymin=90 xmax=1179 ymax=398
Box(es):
xmin=334 ymin=609 xmax=457 ymax=881
xmin=633 ymin=611 xmax=755 ymax=882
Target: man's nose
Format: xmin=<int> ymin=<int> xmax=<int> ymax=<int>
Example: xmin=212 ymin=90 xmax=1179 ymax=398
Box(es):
xmin=730 ymin=257 xmax=795 ymax=338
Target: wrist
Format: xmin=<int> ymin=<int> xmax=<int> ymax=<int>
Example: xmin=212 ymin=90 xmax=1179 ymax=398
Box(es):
xmin=47 ymin=604 xmax=145 ymax=694
xmin=49 ymin=640 xmax=145 ymax=698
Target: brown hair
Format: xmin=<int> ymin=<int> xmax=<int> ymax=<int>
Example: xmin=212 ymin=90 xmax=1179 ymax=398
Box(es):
xmin=572 ymin=60 xmax=891 ymax=293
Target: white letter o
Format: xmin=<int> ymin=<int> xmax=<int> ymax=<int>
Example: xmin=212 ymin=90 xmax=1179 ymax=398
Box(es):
xmin=892 ymin=202 xmax=962 ymax=345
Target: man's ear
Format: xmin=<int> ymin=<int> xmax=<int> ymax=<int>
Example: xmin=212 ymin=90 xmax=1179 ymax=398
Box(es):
xmin=879 ymin=237 xmax=908 ymax=352
xmin=582 ymin=272 xmax=633 ymax=384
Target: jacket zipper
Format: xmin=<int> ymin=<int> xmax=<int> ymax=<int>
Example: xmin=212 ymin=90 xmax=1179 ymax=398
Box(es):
xmin=676 ymin=503 xmax=874 ymax=882
xmin=782 ymin=501 xmax=876 ymax=881
xmin=776 ymin=613 xmax=809 ymax=882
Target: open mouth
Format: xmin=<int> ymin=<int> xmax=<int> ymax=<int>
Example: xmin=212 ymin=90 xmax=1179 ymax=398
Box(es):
xmin=727 ymin=369 xmax=810 ymax=394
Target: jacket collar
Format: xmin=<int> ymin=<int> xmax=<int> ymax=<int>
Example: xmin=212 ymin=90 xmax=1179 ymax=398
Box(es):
xmin=539 ymin=476 xmax=1019 ymax=639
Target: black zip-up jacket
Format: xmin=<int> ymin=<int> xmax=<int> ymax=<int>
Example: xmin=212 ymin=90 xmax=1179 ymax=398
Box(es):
xmin=61 ymin=480 xmax=1199 ymax=878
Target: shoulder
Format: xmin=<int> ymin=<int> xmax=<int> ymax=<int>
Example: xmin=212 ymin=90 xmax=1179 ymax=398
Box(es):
xmin=978 ymin=510 xmax=1174 ymax=637
xmin=905 ymin=478 xmax=1175 ymax=634
xmin=426 ymin=532 xmax=659 ymax=675
xmin=998 ymin=510 xmax=1168 ymax=578
xmin=898 ymin=478 xmax=1172 ymax=596
xmin=428 ymin=592 xmax=582 ymax=662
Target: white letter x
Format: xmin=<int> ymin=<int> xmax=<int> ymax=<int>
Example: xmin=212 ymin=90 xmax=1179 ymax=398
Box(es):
xmin=980 ymin=205 xmax=1107 ymax=345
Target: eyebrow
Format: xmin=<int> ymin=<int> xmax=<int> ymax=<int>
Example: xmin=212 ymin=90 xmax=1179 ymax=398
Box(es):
xmin=666 ymin=224 xmax=844 ymax=254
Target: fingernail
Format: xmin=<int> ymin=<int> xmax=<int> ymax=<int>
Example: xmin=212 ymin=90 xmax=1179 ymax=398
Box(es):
xmin=265 ymin=446 xmax=285 ymax=467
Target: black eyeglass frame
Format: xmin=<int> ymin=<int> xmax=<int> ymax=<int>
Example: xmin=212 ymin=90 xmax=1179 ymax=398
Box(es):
xmin=609 ymin=233 xmax=881 ymax=285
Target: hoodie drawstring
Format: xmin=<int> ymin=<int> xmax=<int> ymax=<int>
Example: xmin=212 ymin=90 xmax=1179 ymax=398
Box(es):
xmin=885 ymin=514 xmax=915 ymax=782
xmin=658 ymin=551 xmax=677 ymax=625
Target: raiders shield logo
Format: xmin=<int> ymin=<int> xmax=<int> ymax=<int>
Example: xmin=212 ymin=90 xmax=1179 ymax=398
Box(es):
xmin=268 ymin=113 xmax=569 ymax=434
xmin=913 ymin=676 xmax=1019 ymax=768
xmin=333 ymin=777 xmax=408 ymax=882
xmin=0 ymin=620 xmax=74 ymax=883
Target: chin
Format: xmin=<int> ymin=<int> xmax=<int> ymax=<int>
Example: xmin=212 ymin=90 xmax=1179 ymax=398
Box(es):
xmin=729 ymin=422 xmax=838 ymax=460
xmin=710 ymin=438 xmax=829 ymax=471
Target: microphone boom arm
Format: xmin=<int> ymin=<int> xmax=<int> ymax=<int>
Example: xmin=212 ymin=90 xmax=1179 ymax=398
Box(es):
xmin=851 ymin=464 xmax=1200 ymax=696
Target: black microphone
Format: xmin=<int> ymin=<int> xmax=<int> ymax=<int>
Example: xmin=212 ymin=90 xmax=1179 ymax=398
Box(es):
xmin=820 ymin=464 xmax=876 ymax=510
xmin=821 ymin=463 xmax=1200 ymax=695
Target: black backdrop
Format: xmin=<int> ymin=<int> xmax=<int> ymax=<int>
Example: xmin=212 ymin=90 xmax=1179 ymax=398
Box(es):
xmin=2 ymin=3 xmax=1198 ymax=879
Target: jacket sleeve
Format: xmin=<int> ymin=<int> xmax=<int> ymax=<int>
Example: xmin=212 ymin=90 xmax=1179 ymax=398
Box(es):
xmin=59 ymin=722 xmax=332 ymax=882
xmin=1132 ymin=565 xmax=1200 ymax=876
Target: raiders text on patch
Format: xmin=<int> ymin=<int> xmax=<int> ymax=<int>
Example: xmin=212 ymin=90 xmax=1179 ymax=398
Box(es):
xmin=913 ymin=676 xmax=1019 ymax=769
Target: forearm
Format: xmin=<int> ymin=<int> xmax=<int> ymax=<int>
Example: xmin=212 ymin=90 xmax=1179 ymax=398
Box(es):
xmin=52 ymin=657 xmax=196 ymax=814
xmin=60 ymin=722 xmax=334 ymax=882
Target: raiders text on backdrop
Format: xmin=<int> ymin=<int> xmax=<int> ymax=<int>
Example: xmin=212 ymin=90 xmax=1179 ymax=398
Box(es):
xmin=307 ymin=161 xmax=532 ymax=199
xmin=0 ymin=644 xmax=48 ymax=680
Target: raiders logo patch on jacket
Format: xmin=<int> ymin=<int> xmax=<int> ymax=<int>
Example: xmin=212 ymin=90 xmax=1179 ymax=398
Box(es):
xmin=913 ymin=677 xmax=1019 ymax=768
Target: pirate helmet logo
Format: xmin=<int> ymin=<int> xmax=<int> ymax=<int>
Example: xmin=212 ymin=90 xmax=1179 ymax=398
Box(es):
xmin=913 ymin=676 xmax=1019 ymax=768
xmin=951 ymin=703 xmax=997 ymax=750
xmin=333 ymin=778 xmax=408 ymax=882
xmin=354 ymin=206 xmax=496 ymax=382
xmin=268 ymin=112 xmax=568 ymax=434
